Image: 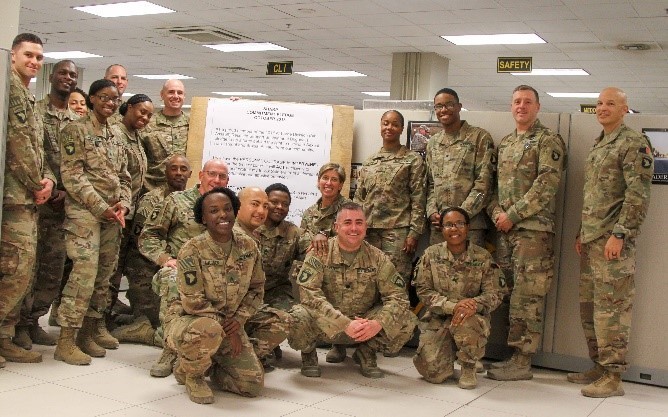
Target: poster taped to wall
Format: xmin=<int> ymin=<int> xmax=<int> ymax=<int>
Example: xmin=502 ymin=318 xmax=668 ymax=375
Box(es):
xmin=642 ymin=128 xmax=668 ymax=184
xmin=406 ymin=121 xmax=442 ymax=159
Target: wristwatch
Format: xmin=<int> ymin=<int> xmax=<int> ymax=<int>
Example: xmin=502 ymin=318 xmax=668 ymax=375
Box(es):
xmin=612 ymin=232 xmax=625 ymax=239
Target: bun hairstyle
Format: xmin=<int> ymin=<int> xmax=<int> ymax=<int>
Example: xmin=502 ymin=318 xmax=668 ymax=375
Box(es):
xmin=119 ymin=93 xmax=152 ymax=116
xmin=86 ymin=79 xmax=117 ymax=109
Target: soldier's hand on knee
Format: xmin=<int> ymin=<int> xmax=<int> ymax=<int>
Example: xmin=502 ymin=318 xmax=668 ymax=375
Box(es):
xmin=228 ymin=332 xmax=242 ymax=357
xmin=222 ymin=318 xmax=240 ymax=335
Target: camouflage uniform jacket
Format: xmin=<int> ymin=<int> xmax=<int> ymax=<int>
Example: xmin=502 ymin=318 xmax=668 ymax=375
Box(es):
xmin=296 ymin=238 xmax=411 ymax=339
xmin=176 ymin=231 xmax=265 ymax=326
xmin=112 ymin=123 xmax=147 ymax=218
xmin=34 ymin=95 xmax=79 ymax=191
xmin=415 ymin=242 xmax=504 ymax=317
xmin=488 ymin=119 xmax=566 ymax=232
xmin=354 ymin=145 xmax=426 ymax=238
xmin=139 ymin=185 xmax=203 ymax=266
xmin=60 ymin=113 xmax=131 ymax=219
xmin=141 ymin=111 xmax=189 ymax=190
xmin=580 ymin=124 xmax=653 ymax=243
xmin=257 ymin=220 xmax=301 ymax=291
xmin=299 ymin=194 xmax=350 ymax=254
xmin=4 ymin=70 xmax=56 ymax=205
xmin=426 ymin=121 xmax=495 ymax=230
xmin=131 ymin=184 xmax=171 ymax=239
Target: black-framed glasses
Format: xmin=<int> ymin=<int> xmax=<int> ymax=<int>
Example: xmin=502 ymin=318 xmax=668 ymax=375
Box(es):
xmin=433 ymin=102 xmax=459 ymax=111
xmin=443 ymin=221 xmax=468 ymax=229
xmin=95 ymin=94 xmax=121 ymax=105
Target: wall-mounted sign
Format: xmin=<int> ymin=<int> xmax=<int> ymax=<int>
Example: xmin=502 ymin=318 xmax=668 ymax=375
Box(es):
xmin=580 ymin=104 xmax=597 ymax=114
xmin=642 ymin=128 xmax=667 ymax=184
xmin=266 ymin=61 xmax=293 ymax=75
xmin=497 ymin=57 xmax=532 ymax=73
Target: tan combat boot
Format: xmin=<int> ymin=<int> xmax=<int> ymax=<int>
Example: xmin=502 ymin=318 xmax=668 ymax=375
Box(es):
xmin=185 ymin=374 xmax=215 ymax=404
xmin=29 ymin=323 xmax=57 ymax=346
xmin=150 ymin=347 xmax=178 ymax=377
xmin=581 ymin=371 xmax=624 ymax=398
xmin=48 ymin=301 xmax=60 ymax=327
xmin=0 ymin=336 xmax=42 ymax=363
xmin=486 ymin=352 xmax=532 ymax=381
xmin=13 ymin=326 xmax=32 ymax=350
xmin=54 ymin=327 xmax=91 ymax=365
xmin=458 ymin=363 xmax=478 ymax=389
xmin=353 ymin=344 xmax=383 ymax=378
xmin=92 ymin=317 xmax=119 ymax=349
xmin=111 ymin=316 xmax=155 ymax=345
xmin=300 ymin=349 xmax=321 ymax=377
xmin=567 ymin=363 xmax=605 ymax=384
xmin=325 ymin=344 xmax=346 ymax=363
xmin=76 ymin=317 xmax=106 ymax=357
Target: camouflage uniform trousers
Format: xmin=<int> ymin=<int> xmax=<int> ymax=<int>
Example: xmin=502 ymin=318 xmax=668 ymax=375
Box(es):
xmin=264 ymin=284 xmax=296 ymax=312
xmin=58 ymin=213 xmax=122 ymax=328
xmin=287 ymin=304 xmax=415 ymax=354
xmin=366 ymin=227 xmax=413 ymax=284
xmin=0 ymin=206 xmax=38 ymax=338
xmin=153 ymin=267 xmax=180 ymax=344
xmin=579 ymin=234 xmax=636 ymax=373
xmin=495 ymin=229 xmax=554 ymax=354
xmin=429 ymin=225 xmax=486 ymax=249
xmin=413 ymin=313 xmax=490 ymax=383
xmin=165 ymin=315 xmax=263 ymax=397
xmin=108 ymin=223 xmax=132 ymax=309
xmin=124 ymin=242 xmax=160 ymax=326
xmin=19 ymin=204 xmax=67 ymax=326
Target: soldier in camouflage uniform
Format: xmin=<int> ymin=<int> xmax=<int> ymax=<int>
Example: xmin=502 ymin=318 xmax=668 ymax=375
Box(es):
xmin=0 ymin=33 xmax=55 ymax=366
xmin=166 ymin=188 xmax=264 ymax=404
xmin=103 ymin=64 xmax=128 ymax=125
xmin=353 ymin=110 xmax=426 ymax=283
xmin=141 ymin=79 xmax=189 ymax=191
xmin=111 ymin=155 xmax=192 ymax=344
xmin=15 ymin=60 xmax=79 ymax=349
xmin=413 ymin=208 xmax=503 ymax=389
xmin=568 ymin=88 xmax=653 ymax=398
xmin=426 ymin=88 xmax=495 ymax=248
xmin=288 ymin=202 xmax=417 ymax=378
xmin=486 ymin=85 xmax=566 ymax=381
xmin=139 ymin=159 xmax=230 ymax=376
xmin=55 ymin=79 xmax=132 ymax=366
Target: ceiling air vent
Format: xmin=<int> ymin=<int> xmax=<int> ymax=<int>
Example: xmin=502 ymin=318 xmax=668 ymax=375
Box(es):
xmin=160 ymin=26 xmax=251 ymax=44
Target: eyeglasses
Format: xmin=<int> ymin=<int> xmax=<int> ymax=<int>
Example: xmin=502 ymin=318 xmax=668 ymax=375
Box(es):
xmin=433 ymin=102 xmax=459 ymax=111
xmin=443 ymin=221 xmax=468 ymax=229
xmin=95 ymin=94 xmax=121 ymax=105
xmin=204 ymin=171 xmax=229 ymax=180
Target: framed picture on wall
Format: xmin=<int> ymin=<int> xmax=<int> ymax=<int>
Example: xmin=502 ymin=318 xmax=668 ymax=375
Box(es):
xmin=642 ymin=128 xmax=668 ymax=184
xmin=349 ymin=163 xmax=362 ymax=199
xmin=406 ymin=121 xmax=442 ymax=159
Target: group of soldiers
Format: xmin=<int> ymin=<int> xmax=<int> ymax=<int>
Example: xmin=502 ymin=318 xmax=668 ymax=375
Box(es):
xmin=0 ymin=31 xmax=653 ymax=404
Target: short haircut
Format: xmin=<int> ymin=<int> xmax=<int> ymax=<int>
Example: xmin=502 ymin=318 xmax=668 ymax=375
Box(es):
xmin=86 ymin=79 xmax=117 ymax=109
xmin=52 ymin=60 xmax=77 ymax=74
xmin=382 ymin=109 xmax=405 ymax=127
xmin=336 ymin=201 xmax=364 ymax=220
xmin=513 ymin=85 xmax=540 ymax=103
xmin=193 ymin=187 xmax=241 ymax=224
xmin=318 ymin=162 xmax=346 ymax=184
xmin=71 ymin=87 xmax=87 ymax=100
xmin=119 ymin=93 xmax=152 ymax=116
xmin=265 ymin=183 xmax=291 ymax=202
xmin=434 ymin=87 xmax=460 ymax=103
xmin=105 ymin=64 xmax=126 ymax=76
xmin=439 ymin=207 xmax=471 ymax=227
xmin=12 ymin=33 xmax=43 ymax=49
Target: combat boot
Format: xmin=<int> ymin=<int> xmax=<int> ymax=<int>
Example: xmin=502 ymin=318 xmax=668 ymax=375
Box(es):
xmin=13 ymin=326 xmax=32 ymax=350
xmin=458 ymin=363 xmax=477 ymax=389
xmin=0 ymin=337 xmax=42 ymax=363
xmin=54 ymin=327 xmax=91 ymax=365
xmin=150 ymin=347 xmax=178 ymax=377
xmin=273 ymin=345 xmax=283 ymax=360
xmin=353 ymin=344 xmax=383 ymax=378
xmin=111 ymin=316 xmax=155 ymax=345
xmin=185 ymin=374 xmax=215 ymax=404
xmin=486 ymin=352 xmax=532 ymax=381
xmin=92 ymin=317 xmax=119 ymax=349
xmin=300 ymin=349 xmax=321 ymax=377
xmin=581 ymin=371 xmax=624 ymax=398
xmin=325 ymin=344 xmax=346 ymax=363
xmin=48 ymin=301 xmax=60 ymax=327
xmin=173 ymin=359 xmax=186 ymax=384
xmin=567 ymin=363 xmax=605 ymax=384
xmin=29 ymin=323 xmax=57 ymax=346
xmin=76 ymin=317 xmax=106 ymax=358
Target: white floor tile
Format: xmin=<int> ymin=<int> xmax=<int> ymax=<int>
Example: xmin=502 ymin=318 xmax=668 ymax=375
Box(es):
xmin=0 ymin=370 xmax=45 ymax=392
xmin=104 ymin=343 xmax=163 ymax=366
xmin=589 ymin=402 xmax=668 ymax=417
xmin=96 ymin=405 xmax=176 ymax=417
xmin=261 ymin=367 xmax=360 ymax=405
xmin=604 ymin=381 xmax=668 ymax=413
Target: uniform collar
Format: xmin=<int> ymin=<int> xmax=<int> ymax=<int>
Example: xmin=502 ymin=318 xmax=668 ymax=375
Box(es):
xmin=595 ymin=124 xmax=625 ymax=147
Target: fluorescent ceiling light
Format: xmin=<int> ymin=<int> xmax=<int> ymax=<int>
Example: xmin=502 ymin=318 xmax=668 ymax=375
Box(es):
xmin=204 ymin=42 xmax=288 ymax=52
xmin=297 ymin=71 xmax=366 ymax=78
xmin=512 ymin=69 xmax=589 ymax=76
xmin=442 ymin=33 xmax=545 ymax=45
xmin=73 ymin=1 xmax=174 ymax=18
xmin=43 ymin=51 xmax=102 ymax=59
xmin=362 ymin=92 xmax=390 ymax=97
xmin=134 ymin=74 xmax=194 ymax=80
xmin=122 ymin=93 xmax=134 ymax=97
xmin=547 ymin=92 xmax=599 ymax=98
xmin=212 ymin=92 xmax=267 ymax=96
